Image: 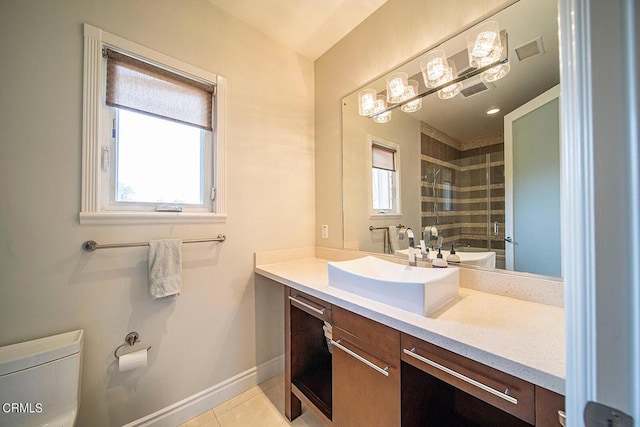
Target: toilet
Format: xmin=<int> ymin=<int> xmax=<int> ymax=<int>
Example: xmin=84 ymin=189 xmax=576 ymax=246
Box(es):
xmin=0 ymin=330 xmax=83 ymax=426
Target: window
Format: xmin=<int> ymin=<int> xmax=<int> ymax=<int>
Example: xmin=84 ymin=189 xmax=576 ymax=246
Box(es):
xmin=80 ymin=24 xmax=226 ymax=225
xmin=369 ymin=137 xmax=401 ymax=217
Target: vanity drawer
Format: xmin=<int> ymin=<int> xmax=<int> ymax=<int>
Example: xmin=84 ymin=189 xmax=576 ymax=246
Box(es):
xmin=332 ymin=306 xmax=400 ymax=360
xmin=401 ymin=333 xmax=535 ymax=425
xmin=289 ymin=289 xmax=332 ymax=322
xmin=332 ymin=306 xmax=401 ymax=426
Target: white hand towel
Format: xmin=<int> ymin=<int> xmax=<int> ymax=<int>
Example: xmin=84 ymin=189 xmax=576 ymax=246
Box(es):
xmin=388 ymin=226 xmax=400 ymax=253
xmin=148 ymin=239 xmax=182 ymax=300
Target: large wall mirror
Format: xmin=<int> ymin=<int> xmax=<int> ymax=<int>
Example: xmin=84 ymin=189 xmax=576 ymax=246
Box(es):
xmin=342 ymin=0 xmax=561 ymax=278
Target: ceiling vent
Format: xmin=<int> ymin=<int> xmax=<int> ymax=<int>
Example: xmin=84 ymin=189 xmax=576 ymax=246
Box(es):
xmin=461 ymin=81 xmax=490 ymax=98
xmin=513 ymin=37 xmax=545 ymax=62
xmin=460 ymin=76 xmax=496 ymax=98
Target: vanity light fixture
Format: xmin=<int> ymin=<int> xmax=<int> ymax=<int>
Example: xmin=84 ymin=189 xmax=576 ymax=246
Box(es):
xmin=358 ymin=88 xmax=377 ymax=116
xmin=421 ymin=52 xmax=462 ymax=100
xmin=467 ymin=21 xmax=511 ymax=83
xmin=386 ymin=72 xmax=408 ymax=104
xmin=467 ymin=21 xmax=500 ymax=67
xmin=481 ymin=61 xmax=511 ymax=83
xmin=361 ymin=20 xmax=510 ymax=122
xmin=420 ymin=49 xmax=448 ymax=88
xmin=373 ymin=95 xmax=392 ymax=123
xmin=437 ymin=60 xmax=463 ymax=100
xmin=401 ymin=80 xmax=422 ymax=112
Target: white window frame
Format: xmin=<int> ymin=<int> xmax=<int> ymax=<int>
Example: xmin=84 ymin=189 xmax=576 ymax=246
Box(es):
xmin=368 ymin=135 xmax=402 ymax=219
xmin=80 ymin=23 xmax=226 ymax=225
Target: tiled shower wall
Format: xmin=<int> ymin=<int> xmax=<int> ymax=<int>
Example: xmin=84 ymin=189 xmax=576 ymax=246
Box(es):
xmin=421 ymin=129 xmax=506 ymax=265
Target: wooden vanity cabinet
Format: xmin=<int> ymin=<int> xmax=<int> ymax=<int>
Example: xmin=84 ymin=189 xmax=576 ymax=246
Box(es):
xmin=283 ymin=287 xmax=564 ymax=427
xmin=286 ymin=287 xmax=333 ymax=424
xmin=535 ymin=386 xmax=565 ymax=427
xmin=332 ymin=306 xmax=401 ymax=427
xmin=401 ymin=333 xmax=536 ymax=426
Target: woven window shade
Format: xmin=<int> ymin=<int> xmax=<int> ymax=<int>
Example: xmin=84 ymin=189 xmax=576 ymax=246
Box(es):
xmin=105 ymin=49 xmax=214 ymax=131
xmin=372 ymin=144 xmax=396 ymax=171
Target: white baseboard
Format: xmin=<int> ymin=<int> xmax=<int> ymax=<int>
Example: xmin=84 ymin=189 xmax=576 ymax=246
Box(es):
xmin=122 ymin=355 xmax=285 ymax=427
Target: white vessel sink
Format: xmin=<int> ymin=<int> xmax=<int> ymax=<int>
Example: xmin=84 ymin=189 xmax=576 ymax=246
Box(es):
xmin=327 ymin=256 xmax=459 ymax=316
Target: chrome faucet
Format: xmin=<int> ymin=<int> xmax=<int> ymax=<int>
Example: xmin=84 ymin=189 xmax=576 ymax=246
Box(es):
xmin=406 ymin=227 xmax=417 ymax=266
xmin=424 ymin=225 xmax=442 ymax=250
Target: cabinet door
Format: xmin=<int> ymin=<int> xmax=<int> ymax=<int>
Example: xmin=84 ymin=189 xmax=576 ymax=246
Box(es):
xmin=535 ymin=386 xmax=565 ymax=426
xmin=332 ymin=307 xmax=400 ymax=427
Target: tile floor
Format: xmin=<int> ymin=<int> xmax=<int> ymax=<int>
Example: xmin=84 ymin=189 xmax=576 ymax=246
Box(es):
xmin=179 ymin=374 xmax=324 ymax=427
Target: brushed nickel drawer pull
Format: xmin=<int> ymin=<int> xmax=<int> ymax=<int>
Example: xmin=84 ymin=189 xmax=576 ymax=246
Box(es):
xmin=332 ymin=339 xmax=390 ymax=377
xmin=289 ymin=296 xmax=326 ymax=316
xmin=403 ymin=347 xmax=518 ymax=405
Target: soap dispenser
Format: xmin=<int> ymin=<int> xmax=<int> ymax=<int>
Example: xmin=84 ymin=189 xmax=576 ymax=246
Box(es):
xmin=446 ymin=245 xmax=461 ymax=264
xmin=432 ymin=248 xmax=448 ymax=268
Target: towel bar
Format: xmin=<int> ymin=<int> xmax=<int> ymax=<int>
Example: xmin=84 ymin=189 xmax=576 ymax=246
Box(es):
xmin=82 ymin=234 xmax=226 ymax=252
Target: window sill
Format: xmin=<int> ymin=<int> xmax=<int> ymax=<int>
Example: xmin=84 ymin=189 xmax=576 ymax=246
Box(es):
xmin=79 ymin=211 xmax=227 ymax=225
xmin=369 ymin=213 xmax=403 ymax=220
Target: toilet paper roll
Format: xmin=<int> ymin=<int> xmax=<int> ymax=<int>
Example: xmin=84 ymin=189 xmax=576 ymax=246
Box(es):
xmin=118 ymin=348 xmax=148 ymax=372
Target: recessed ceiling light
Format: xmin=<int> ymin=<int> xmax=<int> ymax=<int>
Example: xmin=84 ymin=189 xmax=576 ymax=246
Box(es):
xmin=486 ymin=108 xmax=501 ymax=115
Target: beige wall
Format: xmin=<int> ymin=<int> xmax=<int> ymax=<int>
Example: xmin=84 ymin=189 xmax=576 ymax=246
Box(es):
xmin=342 ymin=91 xmax=421 ymax=253
xmin=315 ymin=0 xmax=514 ymax=249
xmin=0 ymin=0 xmax=314 ymax=425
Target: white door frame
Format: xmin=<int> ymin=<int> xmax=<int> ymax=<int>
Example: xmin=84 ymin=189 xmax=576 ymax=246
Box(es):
xmin=559 ymin=0 xmax=639 ymax=425
xmin=504 ymin=85 xmax=560 ymax=272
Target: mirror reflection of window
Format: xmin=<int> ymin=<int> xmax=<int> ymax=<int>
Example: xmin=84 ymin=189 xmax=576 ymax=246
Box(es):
xmin=371 ymin=142 xmax=399 ymax=214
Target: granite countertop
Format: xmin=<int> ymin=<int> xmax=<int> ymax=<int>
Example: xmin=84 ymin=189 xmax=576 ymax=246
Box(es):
xmin=255 ymin=257 xmax=565 ymax=394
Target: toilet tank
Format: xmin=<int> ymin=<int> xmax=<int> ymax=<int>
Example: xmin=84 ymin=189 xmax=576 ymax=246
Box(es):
xmin=0 ymin=330 xmax=84 ymax=427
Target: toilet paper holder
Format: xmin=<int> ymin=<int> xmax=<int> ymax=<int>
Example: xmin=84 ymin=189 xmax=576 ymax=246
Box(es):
xmin=114 ymin=332 xmax=151 ymax=360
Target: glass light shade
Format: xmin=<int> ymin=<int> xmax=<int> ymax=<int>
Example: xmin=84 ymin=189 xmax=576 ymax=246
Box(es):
xmin=481 ymin=61 xmax=511 ymax=83
xmin=437 ymin=60 xmax=461 ymax=100
xmin=477 ymin=44 xmax=503 ymax=68
xmin=373 ymin=95 xmax=392 ymax=123
xmin=466 ymin=21 xmax=501 ymax=68
xmin=420 ymin=49 xmax=448 ymax=88
xmin=358 ymin=88 xmax=377 ymax=116
xmin=401 ymin=80 xmax=422 ymax=113
xmin=438 ymin=82 xmax=462 ymax=99
xmin=386 ymin=72 xmax=408 ymax=103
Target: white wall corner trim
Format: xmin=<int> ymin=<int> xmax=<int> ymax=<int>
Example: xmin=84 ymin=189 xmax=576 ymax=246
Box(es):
xmin=559 ymin=0 xmax=598 ymax=424
xmin=121 ymin=355 xmax=284 ymax=427
xmin=80 ymin=23 xmax=227 ymax=225
xmin=560 ymin=0 xmax=640 ymax=425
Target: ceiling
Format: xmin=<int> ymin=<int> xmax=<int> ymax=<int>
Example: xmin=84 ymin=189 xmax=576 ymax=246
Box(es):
xmin=207 ymin=0 xmax=389 ymax=60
